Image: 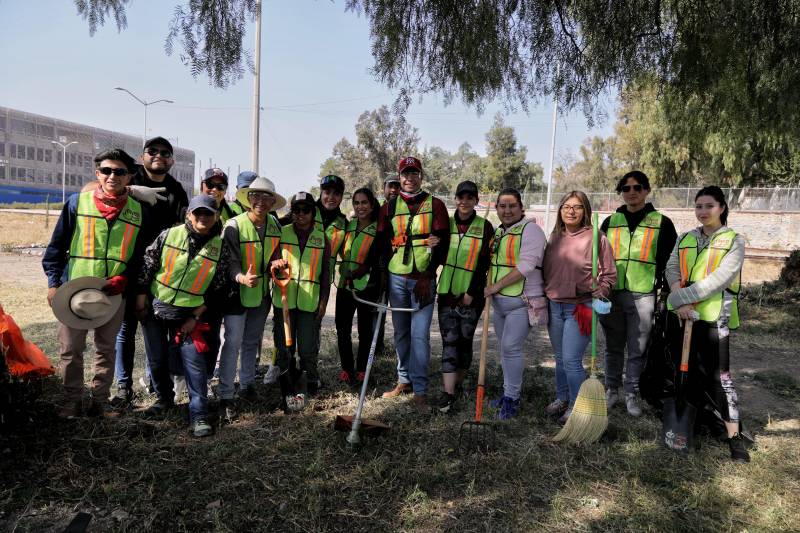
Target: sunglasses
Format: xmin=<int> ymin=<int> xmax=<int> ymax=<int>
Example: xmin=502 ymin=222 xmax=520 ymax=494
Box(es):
xmin=291 ymin=205 xmax=313 ymax=214
xmin=145 ymin=148 xmax=173 ymax=158
xmin=98 ymin=167 xmax=129 ymax=177
xmin=621 ymin=184 xmax=644 ymax=193
xmin=203 ymin=180 xmax=227 ymax=191
xmin=248 ymin=191 xmax=274 ymax=202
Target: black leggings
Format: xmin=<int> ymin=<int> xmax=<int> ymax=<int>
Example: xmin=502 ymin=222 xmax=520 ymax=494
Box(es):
xmin=335 ymin=286 xmax=379 ymax=373
xmin=668 ymin=314 xmax=740 ymax=423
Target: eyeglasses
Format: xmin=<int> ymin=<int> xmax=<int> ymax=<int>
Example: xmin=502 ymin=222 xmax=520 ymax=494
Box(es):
xmin=145 ymin=148 xmax=173 ymax=158
xmin=248 ymin=191 xmax=273 ymax=202
xmin=621 ymin=184 xmax=643 ymax=193
xmin=98 ymin=167 xmax=129 ymax=177
xmin=561 ymin=204 xmax=585 ymax=213
xmin=203 ymin=180 xmax=227 ymax=191
xmin=291 ymin=205 xmax=313 ymax=214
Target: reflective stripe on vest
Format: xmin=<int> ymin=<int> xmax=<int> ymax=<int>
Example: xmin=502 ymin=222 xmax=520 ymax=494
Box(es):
xmin=388 ymin=194 xmax=434 ymax=274
xmin=438 ymin=215 xmax=485 ymax=296
xmin=68 ymin=191 xmax=142 ymax=279
xmin=607 ymin=211 xmax=663 ymax=293
xmin=272 ymin=225 xmax=326 ymax=312
xmin=315 ymin=210 xmax=347 ymax=287
xmin=338 ymin=219 xmax=376 ymax=291
xmin=489 ymin=221 xmax=529 ymax=297
xmin=670 ymin=229 xmax=741 ymax=329
xmin=234 ymin=213 xmax=282 ymax=307
xmin=151 ymin=225 xmax=222 ymax=307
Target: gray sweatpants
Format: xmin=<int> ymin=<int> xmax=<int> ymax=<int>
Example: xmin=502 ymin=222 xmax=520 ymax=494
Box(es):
xmin=491 ymin=296 xmax=531 ymax=400
xmin=599 ymin=290 xmax=655 ymax=394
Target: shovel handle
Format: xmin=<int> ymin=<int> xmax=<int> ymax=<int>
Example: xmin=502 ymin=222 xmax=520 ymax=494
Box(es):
xmin=271 ymin=264 xmax=293 ymax=347
xmin=679 ymin=319 xmax=693 ymax=372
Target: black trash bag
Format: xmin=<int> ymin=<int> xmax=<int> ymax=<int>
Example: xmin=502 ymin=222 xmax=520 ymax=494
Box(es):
xmin=639 ymin=299 xmax=676 ymax=411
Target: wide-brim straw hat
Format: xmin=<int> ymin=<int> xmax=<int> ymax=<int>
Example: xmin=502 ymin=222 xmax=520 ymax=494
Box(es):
xmin=236 ymin=177 xmax=287 ymax=211
xmin=51 ymin=277 xmax=122 ymax=330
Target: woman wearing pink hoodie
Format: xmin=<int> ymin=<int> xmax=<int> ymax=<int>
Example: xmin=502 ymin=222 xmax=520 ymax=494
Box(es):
xmin=542 ymin=191 xmax=616 ymax=424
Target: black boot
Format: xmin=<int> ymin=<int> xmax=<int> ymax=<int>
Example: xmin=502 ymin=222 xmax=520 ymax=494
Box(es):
xmin=728 ymin=433 xmax=750 ymax=463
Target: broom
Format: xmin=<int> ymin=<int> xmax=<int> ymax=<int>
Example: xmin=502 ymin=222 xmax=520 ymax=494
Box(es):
xmin=553 ymin=212 xmax=608 ymax=444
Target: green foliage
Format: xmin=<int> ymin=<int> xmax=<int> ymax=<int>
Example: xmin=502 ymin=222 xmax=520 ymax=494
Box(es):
xmin=484 ymin=114 xmax=543 ymax=192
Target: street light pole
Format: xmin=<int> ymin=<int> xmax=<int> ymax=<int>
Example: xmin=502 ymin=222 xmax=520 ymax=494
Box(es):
xmin=51 ymin=140 xmax=78 ymax=204
xmin=114 ymin=87 xmax=174 ymax=144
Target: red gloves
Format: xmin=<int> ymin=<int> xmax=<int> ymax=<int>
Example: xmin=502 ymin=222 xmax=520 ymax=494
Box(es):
xmin=572 ymin=303 xmax=592 ymax=337
xmin=102 ymin=275 xmax=128 ymax=296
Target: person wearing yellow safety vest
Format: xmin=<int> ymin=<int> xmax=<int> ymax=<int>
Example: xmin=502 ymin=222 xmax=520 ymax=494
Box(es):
xmin=482 ymin=188 xmax=548 ymax=420
xmin=599 ymin=171 xmax=677 ymax=417
xmin=216 ymin=178 xmax=286 ymax=421
xmin=665 ymin=186 xmax=750 ymax=463
xmin=227 ymin=171 xmax=259 ymax=218
xmin=376 ymin=156 xmax=451 ymax=414
xmin=435 ymin=181 xmax=494 ymax=414
xmin=43 ymin=149 xmax=146 ymax=419
xmin=315 ymin=174 xmax=348 ymax=286
xmin=201 ymin=168 xmax=238 ymax=224
xmin=334 ymin=188 xmax=381 ymax=385
xmin=135 ymin=195 xmax=234 ymax=437
xmin=270 ymin=192 xmax=332 ymax=408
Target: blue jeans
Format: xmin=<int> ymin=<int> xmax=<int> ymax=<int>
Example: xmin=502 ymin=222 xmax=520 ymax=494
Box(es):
xmin=388 ymin=274 xmax=435 ymax=395
xmin=547 ymin=301 xmax=590 ymax=406
xmin=218 ymin=300 xmax=270 ymax=399
xmin=114 ymin=298 xmax=152 ymax=389
xmin=140 ymin=317 xmax=177 ymax=405
xmin=179 ymin=336 xmax=213 ymax=423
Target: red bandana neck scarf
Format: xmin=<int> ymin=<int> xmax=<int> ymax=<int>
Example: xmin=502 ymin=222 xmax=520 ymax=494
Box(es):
xmin=93 ymin=187 xmax=129 ymax=221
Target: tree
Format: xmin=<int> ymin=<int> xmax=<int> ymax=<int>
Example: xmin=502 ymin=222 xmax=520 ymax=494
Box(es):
xmin=318 ymin=106 xmax=420 ymax=192
xmin=484 ymin=114 xmax=543 ymax=192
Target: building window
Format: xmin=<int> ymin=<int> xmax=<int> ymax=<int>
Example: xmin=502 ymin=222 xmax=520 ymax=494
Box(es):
xmin=27 ymin=146 xmax=35 ymax=160
xmin=9 ymin=144 xmax=16 ymax=158
xmin=11 ymin=118 xmax=36 ymax=136
xmin=37 ymin=124 xmax=54 ymax=139
xmin=0 ymin=143 xmax=4 ymax=157
xmin=0 ymin=116 xmax=6 ymax=131
xmin=57 ymin=151 xmax=62 ymax=164
xmin=0 ymin=162 xmax=6 ymax=180
xmin=37 ymin=148 xmax=44 ymax=161
xmin=45 ymin=149 xmax=52 ymax=162
xmin=69 ymin=153 xmax=76 ymax=166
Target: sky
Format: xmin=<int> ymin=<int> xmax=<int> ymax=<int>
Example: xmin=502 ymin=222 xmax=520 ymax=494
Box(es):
xmin=0 ymin=0 xmax=615 ymax=195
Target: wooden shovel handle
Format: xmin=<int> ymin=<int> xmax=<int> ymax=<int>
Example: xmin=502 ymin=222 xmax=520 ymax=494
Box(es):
xmin=679 ymin=319 xmax=693 ymax=372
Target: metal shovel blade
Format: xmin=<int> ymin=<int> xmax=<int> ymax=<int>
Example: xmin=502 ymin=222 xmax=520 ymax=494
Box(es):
xmin=661 ymin=396 xmax=697 ymax=455
xmin=458 ymin=420 xmax=494 ymax=454
xmin=334 ymin=415 xmax=390 ymax=435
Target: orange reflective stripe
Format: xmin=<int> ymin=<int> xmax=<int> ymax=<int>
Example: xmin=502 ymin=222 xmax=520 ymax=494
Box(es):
xmin=245 ymin=242 xmax=256 ymax=272
xmin=679 ymin=248 xmax=689 ymax=284
xmin=119 ymin=223 xmax=135 ymax=261
xmin=506 ymin=235 xmax=517 ymax=266
xmin=706 ymin=249 xmax=721 ymax=275
xmin=464 ymin=235 xmax=480 ymax=271
xmin=612 ymin=228 xmax=621 ymax=258
xmin=639 ymin=228 xmax=654 ymax=261
xmin=396 ymin=215 xmax=407 ymax=237
xmin=355 ymin=235 xmax=373 ymax=264
xmin=419 ymin=212 xmax=430 ymax=233
xmin=308 ymin=248 xmax=320 ymax=282
xmin=84 ymin=217 xmax=95 ymax=257
xmin=189 ymin=259 xmax=213 ymax=294
xmin=162 ymin=248 xmax=178 ymax=286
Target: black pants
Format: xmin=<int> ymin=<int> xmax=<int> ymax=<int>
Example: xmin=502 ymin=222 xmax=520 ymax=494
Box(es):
xmin=667 ymin=314 xmax=740 ymax=424
xmin=335 ymin=286 xmax=379 ymax=373
xmin=437 ymin=304 xmax=482 ymax=374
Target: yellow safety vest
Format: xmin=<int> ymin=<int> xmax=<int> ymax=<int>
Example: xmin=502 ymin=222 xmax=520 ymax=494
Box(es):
xmin=68 ymin=191 xmax=142 ymax=279
xmin=607 ymin=211 xmax=662 ymax=293
xmin=233 ymin=212 xmax=281 ymax=307
xmin=338 ymin=219 xmax=376 ymax=291
xmin=315 ymin=209 xmax=347 ymax=286
xmin=151 ymin=225 xmax=222 ymax=308
xmin=438 ymin=214 xmax=485 ymax=296
xmin=272 ymin=225 xmax=326 ymax=312
xmin=388 ymin=194 xmax=434 ymax=274
xmin=489 ymin=221 xmax=529 ymax=297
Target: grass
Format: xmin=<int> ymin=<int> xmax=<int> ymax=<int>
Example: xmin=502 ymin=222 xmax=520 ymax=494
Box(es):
xmin=1 ymin=272 xmax=799 ymax=532
xmin=0 ymin=212 xmax=55 ymax=248
xmin=1 ymin=201 xmax=64 ymax=210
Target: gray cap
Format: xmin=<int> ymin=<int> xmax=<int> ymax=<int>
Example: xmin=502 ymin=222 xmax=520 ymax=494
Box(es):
xmin=384 ymin=175 xmax=401 ymax=185
xmin=187 ymin=194 xmax=219 ymax=213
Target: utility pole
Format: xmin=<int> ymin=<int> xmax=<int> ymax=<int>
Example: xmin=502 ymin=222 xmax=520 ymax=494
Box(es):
xmin=543 ymin=65 xmax=560 ymax=232
xmin=250 ymin=0 xmax=263 ymax=174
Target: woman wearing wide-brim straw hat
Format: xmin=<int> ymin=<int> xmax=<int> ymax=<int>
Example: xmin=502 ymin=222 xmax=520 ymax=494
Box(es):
xmin=482 ymin=188 xmax=547 ymax=420
xmin=541 ymin=191 xmax=616 ymax=425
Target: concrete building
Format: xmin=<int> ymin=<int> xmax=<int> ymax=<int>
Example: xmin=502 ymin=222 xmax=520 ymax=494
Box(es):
xmin=0 ymin=106 xmax=195 ymax=203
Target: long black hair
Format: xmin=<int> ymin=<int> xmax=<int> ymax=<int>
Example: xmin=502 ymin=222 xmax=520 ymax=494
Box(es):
xmin=695 ymin=186 xmax=729 ymax=226
xmin=352 ymin=187 xmax=379 ymax=222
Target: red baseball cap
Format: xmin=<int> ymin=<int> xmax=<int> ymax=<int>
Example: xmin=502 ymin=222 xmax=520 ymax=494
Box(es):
xmin=397 ymin=156 xmax=422 ymax=174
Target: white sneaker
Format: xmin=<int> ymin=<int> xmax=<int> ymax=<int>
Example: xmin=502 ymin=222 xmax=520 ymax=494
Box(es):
xmin=263 ymin=364 xmax=280 ymax=385
xmin=606 ymin=388 xmax=620 ymax=410
xmin=173 ymin=375 xmax=187 ymax=402
xmin=625 ymin=393 xmax=642 ymax=417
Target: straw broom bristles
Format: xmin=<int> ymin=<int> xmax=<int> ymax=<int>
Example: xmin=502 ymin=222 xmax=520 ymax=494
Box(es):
xmin=552 ymin=375 xmax=608 ymax=444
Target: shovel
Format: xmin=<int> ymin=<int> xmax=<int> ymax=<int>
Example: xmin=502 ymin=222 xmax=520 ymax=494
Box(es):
xmin=335 ymin=286 xmax=417 ymax=448
xmin=458 ymin=294 xmax=494 ymax=453
xmin=271 ymin=264 xmax=306 ymax=412
xmin=662 ymin=316 xmax=697 ymax=455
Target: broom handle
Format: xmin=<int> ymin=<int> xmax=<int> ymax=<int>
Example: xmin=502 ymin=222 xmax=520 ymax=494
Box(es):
xmin=475 ymin=294 xmax=491 ymax=423
xmin=591 ymin=213 xmax=598 ymax=373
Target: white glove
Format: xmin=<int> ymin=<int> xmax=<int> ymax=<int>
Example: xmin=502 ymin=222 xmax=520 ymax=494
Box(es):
xmin=128 ymin=185 xmax=168 ymax=206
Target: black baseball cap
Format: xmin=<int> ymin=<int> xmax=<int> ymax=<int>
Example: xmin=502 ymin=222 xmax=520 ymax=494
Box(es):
xmin=289 ymin=191 xmax=316 ymax=208
xmin=143 ymin=136 xmax=174 ymax=154
xmin=320 ymin=174 xmax=345 ymax=193
xmin=203 ymin=168 xmax=228 ymax=184
xmin=455 ymin=180 xmax=479 ymax=197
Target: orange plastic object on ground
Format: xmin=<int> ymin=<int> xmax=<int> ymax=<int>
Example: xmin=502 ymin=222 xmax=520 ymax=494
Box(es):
xmin=0 ymin=303 xmax=54 ymax=379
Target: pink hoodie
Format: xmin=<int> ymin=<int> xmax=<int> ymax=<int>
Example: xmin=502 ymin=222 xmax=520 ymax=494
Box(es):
xmin=542 ymin=226 xmax=617 ymax=304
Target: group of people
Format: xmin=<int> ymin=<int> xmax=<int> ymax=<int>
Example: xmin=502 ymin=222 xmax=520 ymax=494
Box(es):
xmin=41 ymin=139 xmax=750 ymax=462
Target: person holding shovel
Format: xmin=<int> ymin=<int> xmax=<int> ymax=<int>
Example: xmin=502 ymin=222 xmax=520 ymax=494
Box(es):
xmin=217 ymin=178 xmax=285 ymax=420
xmin=135 ymin=195 xmax=233 ymax=437
xmin=270 ymin=192 xmax=332 ymax=406
xmin=335 ymin=188 xmax=381 ymax=385
xmin=435 ymin=181 xmax=494 ymax=414
xmin=542 ymin=191 xmax=616 ymax=425
xmin=665 ymin=185 xmax=749 ymax=463
xmin=600 ymin=171 xmax=677 ymax=417
xmin=482 ymin=188 xmax=547 ymax=420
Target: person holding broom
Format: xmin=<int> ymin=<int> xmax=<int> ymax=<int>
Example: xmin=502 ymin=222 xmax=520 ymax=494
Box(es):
xmin=664 ymin=186 xmax=749 ymax=463
xmin=335 ymin=188 xmax=381 ymax=386
xmin=542 ymin=191 xmax=616 ymax=425
xmin=482 ymin=188 xmax=546 ymax=420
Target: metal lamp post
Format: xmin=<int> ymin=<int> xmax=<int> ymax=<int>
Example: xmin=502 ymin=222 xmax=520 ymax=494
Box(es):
xmin=114 ymin=87 xmax=174 ymax=143
xmin=51 ymin=140 xmax=78 ymax=204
